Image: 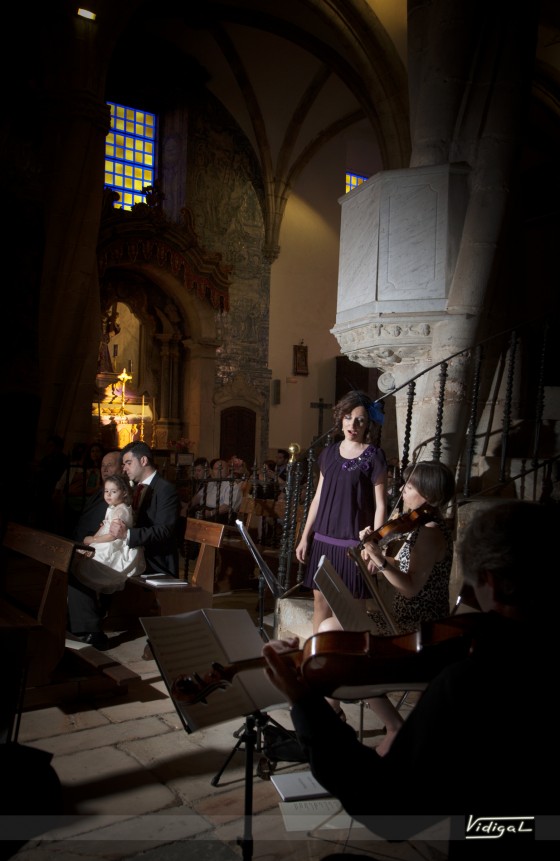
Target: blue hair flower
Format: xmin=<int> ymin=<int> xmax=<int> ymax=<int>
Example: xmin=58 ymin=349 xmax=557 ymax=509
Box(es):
xmin=368 ymin=401 xmax=385 ymax=425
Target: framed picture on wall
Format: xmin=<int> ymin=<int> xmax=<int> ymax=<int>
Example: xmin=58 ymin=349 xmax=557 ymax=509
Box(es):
xmin=293 ymin=344 xmax=309 ymax=376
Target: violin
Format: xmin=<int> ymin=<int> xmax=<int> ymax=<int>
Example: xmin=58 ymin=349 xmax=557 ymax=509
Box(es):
xmin=170 ymin=614 xmax=480 ymax=706
xmin=358 ymin=503 xmax=439 ymax=551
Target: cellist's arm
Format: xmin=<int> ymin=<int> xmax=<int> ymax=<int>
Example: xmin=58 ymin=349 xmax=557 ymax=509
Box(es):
xmin=262 ymin=638 xmax=308 ymax=703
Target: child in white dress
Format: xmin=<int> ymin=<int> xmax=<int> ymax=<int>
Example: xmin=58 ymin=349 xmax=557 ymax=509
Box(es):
xmin=72 ymin=473 xmax=145 ymax=593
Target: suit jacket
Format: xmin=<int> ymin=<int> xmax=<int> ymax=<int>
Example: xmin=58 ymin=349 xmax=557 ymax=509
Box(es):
xmin=74 ymin=489 xmax=106 ymax=542
xmin=129 ymin=471 xmax=180 ymax=576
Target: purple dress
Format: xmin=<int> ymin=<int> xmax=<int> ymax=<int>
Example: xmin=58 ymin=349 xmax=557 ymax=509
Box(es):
xmin=303 ymin=442 xmax=387 ymax=598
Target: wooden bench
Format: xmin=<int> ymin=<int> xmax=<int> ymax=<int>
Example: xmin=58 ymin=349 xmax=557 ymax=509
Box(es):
xmin=111 ymin=518 xmax=225 ymax=621
xmin=0 ymin=522 xmax=89 ymax=688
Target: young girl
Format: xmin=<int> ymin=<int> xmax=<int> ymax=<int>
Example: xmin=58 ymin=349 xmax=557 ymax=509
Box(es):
xmin=72 ymin=473 xmax=145 ymax=593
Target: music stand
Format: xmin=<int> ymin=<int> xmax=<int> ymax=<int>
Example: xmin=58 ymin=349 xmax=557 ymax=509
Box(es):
xmin=141 ymin=608 xmax=292 ymax=861
xmin=235 ymin=518 xmax=285 ymax=640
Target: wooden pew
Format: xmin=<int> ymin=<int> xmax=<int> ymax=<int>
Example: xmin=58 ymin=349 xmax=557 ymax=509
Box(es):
xmin=0 ymin=522 xmax=89 ymax=688
xmin=111 ymin=518 xmax=225 ymax=620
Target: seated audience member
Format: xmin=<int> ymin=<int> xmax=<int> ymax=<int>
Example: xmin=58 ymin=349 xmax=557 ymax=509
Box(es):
xmin=72 ymin=472 xmax=145 ymax=592
xmin=229 ymin=455 xmax=252 ymax=496
xmin=74 ymin=449 xmax=123 ymax=541
xmin=190 ymin=457 xmax=210 ymax=498
xmin=261 ymin=500 xmax=559 ymax=859
xmin=275 ymin=448 xmax=290 ymax=483
xmin=259 ymin=460 xmax=279 ymax=498
xmin=110 ymin=441 xmax=180 ymax=574
xmin=188 ymin=458 xmax=242 ymax=524
xmin=67 ymin=441 xmax=179 ymax=649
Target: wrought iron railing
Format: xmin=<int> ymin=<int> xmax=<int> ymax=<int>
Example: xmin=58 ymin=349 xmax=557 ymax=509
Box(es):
xmin=183 ymin=318 xmax=557 ymax=590
xmin=275 ymin=317 xmax=558 ymax=590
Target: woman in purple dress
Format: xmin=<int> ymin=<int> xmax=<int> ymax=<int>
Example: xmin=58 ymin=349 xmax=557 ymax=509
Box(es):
xmin=296 ymin=390 xmax=387 ymax=633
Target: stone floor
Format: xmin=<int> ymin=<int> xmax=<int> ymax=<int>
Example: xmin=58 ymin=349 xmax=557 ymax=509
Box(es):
xmin=5 ymin=591 xmax=452 ymax=861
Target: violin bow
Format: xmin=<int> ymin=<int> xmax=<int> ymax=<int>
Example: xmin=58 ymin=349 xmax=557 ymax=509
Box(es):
xmin=347 ymin=545 xmax=399 ymax=635
xmin=386 ymin=443 xmax=428 ymax=521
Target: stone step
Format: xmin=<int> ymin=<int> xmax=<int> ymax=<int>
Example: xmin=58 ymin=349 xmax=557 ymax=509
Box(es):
xmin=276 ymin=595 xmax=314 ymax=641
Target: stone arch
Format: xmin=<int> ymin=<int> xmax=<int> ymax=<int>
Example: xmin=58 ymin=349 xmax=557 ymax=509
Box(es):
xmin=96 ymin=211 xmax=232 ymax=451
xmin=213 ymin=375 xmax=267 ymax=465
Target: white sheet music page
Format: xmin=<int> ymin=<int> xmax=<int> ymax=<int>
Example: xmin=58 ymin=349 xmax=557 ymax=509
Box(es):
xmin=141 ymin=608 xmax=285 ymax=731
xmin=313 ymin=556 xmax=372 ymax=632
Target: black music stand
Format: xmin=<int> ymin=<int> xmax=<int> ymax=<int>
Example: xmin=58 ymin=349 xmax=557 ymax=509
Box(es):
xmin=210 ymin=530 xmax=296 ymax=788
xmin=235 ymin=518 xmax=286 ymax=640
xmin=141 ymin=608 xmax=295 ymax=861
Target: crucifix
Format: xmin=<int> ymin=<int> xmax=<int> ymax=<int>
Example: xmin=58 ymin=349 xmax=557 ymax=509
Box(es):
xmin=116 ymin=367 xmax=132 ymax=424
xmin=310 ymin=397 xmax=333 ymax=438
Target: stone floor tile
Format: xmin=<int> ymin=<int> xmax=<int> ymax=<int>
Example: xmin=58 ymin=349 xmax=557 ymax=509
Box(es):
xmin=17 ymin=706 xmax=109 ymax=743
xmin=26 ymin=716 xmax=175 ymax=757
xmin=53 ymin=746 xmax=177 ymax=815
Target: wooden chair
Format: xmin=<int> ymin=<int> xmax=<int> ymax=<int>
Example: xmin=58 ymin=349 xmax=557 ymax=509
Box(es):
xmin=117 ymin=518 xmax=225 ymax=619
xmin=185 ymin=517 xmax=225 ymax=595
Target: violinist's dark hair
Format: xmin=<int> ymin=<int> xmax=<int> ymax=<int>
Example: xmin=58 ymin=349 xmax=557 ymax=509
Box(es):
xmin=103 ymin=472 xmax=132 ymax=506
xmin=402 ymin=460 xmax=455 ymax=509
xmin=333 ymin=390 xmax=376 ymax=440
xmin=458 ymin=500 xmax=558 ymax=607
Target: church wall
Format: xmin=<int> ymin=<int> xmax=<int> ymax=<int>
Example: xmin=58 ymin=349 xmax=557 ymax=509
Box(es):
xmin=269 ymin=130 xmax=383 ymax=453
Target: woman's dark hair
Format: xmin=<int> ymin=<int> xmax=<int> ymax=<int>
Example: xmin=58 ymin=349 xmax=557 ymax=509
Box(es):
xmin=104 ymin=472 xmax=132 ymax=505
xmin=332 ymin=390 xmax=377 ymax=440
xmin=402 ymin=460 xmax=456 ymax=509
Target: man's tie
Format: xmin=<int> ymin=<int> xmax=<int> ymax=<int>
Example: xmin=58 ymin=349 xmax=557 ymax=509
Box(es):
xmin=132 ymin=482 xmax=147 ymax=511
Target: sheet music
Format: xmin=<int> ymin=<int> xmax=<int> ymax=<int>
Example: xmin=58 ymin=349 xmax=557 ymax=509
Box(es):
xmin=313 ymin=556 xmax=373 ymax=632
xmin=141 ymin=608 xmax=285 ymax=731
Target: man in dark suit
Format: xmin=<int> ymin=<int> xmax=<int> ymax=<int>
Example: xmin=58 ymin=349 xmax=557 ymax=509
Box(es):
xmin=109 ymin=441 xmax=180 ymax=576
xmin=67 ymin=442 xmax=179 ymax=649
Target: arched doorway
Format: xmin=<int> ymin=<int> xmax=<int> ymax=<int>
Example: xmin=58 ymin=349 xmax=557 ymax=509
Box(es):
xmin=220 ymin=407 xmax=256 ymax=467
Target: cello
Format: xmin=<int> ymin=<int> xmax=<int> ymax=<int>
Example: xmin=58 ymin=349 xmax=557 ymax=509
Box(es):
xmin=171 ymin=614 xmax=480 ymax=705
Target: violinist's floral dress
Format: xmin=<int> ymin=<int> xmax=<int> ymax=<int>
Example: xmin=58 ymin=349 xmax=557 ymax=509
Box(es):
xmin=302 ymin=442 xmax=387 ymax=598
xmin=369 ymin=514 xmax=453 ymax=635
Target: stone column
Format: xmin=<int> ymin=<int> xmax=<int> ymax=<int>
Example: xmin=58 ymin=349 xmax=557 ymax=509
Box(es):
xmin=154 ymin=334 xmax=183 ymax=447
xmin=333 ymin=1 xmax=539 ymax=471
xmin=36 ymin=15 xmax=111 ymax=452
xmin=183 ymin=340 xmax=220 ymax=458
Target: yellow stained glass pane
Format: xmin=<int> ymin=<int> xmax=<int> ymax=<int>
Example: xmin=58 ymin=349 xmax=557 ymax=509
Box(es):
xmin=105 ymin=101 xmax=157 ymax=210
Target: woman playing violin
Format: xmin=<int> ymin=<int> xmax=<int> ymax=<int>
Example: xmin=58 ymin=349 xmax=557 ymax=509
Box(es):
xmin=361 ymin=459 xmax=456 ymax=636
xmin=320 ymin=459 xmax=456 ymax=751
